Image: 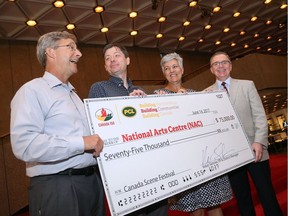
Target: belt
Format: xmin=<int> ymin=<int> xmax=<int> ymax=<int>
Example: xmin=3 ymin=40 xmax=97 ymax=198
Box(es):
xmin=58 ymin=165 xmax=99 ymax=176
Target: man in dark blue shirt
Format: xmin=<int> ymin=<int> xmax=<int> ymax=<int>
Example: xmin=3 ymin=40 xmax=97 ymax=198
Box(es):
xmin=88 ymin=44 xmax=168 ymax=216
xmin=88 ymin=44 xmax=145 ymax=98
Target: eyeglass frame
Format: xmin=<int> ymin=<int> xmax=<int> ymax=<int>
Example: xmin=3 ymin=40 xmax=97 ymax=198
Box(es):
xmin=211 ymin=60 xmax=231 ymax=67
xmin=54 ymin=44 xmax=78 ymax=52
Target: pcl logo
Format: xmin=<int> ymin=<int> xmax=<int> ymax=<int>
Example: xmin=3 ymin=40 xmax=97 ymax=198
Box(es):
xmin=96 ymin=108 xmax=113 ymax=121
xmin=122 ymin=106 xmax=137 ymax=117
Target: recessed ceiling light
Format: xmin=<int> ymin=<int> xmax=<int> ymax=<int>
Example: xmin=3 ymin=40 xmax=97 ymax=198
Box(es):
xmin=264 ymin=0 xmax=272 ymax=4
xmin=254 ymin=33 xmax=260 ymax=38
xmin=223 ymin=27 xmax=230 ymax=32
xmin=240 ymin=31 xmax=246 ymax=35
xmin=129 ymin=11 xmax=137 ymax=18
xmin=244 ymin=44 xmax=249 ymax=48
xmin=280 ymin=4 xmax=287 ymax=9
xmin=53 ymin=1 xmax=64 ymax=8
xmin=94 ymin=6 xmax=104 ymax=13
xmin=130 ymin=30 xmax=138 ymax=36
xmin=189 ymin=1 xmax=198 ymax=7
xmin=266 ymin=36 xmax=272 ymax=40
xmin=179 ymin=36 xmax=185 ymax=41
xmin=101 ymin=27 xmax=109 ymax=33
xmin=233 ymin=12 xmax=241 ymax=17
xmin=66 ymin=24 xmax=75 ymax=30
xmin=231 ymin=42 xmax=236 ymax=47
xmin=250 ymin=16 xmax=258 ymax=21
xmin=215 ymin=41 xmax=221 ymax=45
xmin=26 ymin=20 xmax=37 ymax=26
xmin=198 ymin=38 xmax=204 ymax=42
xmin=204 ymin=24 xmax=211 ymax=30
xmin=278 ymin=38 xmax=283 ymax=42
xmin=256 ymin=46 xmax=261 ymax=50
xmin=267 ymin=47 xmax=272 ymax=51
xmin=156 ymin=33 xmax=163 ymax=38
xmin=158 ymin=16 xmax=166 ymax=22
xmin=183 ymin=21 xmax=190 ymax=26
xmin=213 ymin=6 xmax=221 ymax=13
xmin=266 ymin=20 xmax=272 ymax=25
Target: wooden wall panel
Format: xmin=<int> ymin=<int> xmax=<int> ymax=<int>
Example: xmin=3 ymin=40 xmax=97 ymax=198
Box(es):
xmin=10 ymin=41 xmax=34 ymax=92
xmin=3 ymin=136 xmax=29 ymax=215
xmin=0 ymin=138 xmax=9 ymax=216
xmin=71 ymin=45 xmax=107 ymax=99
xmin=0 ymin=41 xmax=13 ymax=135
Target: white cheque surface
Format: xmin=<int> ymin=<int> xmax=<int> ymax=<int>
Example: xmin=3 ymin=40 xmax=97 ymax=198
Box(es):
xmin=84 ymin=92 xmax=255 ymax=216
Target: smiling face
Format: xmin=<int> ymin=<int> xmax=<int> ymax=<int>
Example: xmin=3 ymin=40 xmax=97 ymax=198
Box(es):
xmin=210 ymin=53 xmax=232 ymax=82
xmin=45 ymin=38 xmax=82 ymax=83
xmin=163 ymin=59 xmax=184 ymax=83
xmin=104 ymin=46 xmax=130 ymax=78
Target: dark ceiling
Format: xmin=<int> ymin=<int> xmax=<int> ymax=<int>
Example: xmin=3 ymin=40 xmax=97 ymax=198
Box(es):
xmin=0 ymin=0 xmax=287 ymax=116
xmin=0 ymin=0 xmax=287 ymax=58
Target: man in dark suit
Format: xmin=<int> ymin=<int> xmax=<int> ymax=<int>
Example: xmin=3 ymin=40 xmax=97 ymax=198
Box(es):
xmin=206 ymin=51 xmax=283 ymax=216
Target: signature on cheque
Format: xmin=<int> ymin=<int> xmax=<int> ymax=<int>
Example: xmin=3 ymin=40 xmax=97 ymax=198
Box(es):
xmin=202 ymin=142 xmax=239 ymax=167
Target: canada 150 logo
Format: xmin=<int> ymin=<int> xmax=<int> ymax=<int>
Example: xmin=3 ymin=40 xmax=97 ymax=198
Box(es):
xmin=95 ymin=108 xmax=115 ymax=127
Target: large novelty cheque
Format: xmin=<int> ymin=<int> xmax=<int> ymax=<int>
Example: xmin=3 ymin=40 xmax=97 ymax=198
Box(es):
xmin=84 ymin=91 xmax=255 ymax=216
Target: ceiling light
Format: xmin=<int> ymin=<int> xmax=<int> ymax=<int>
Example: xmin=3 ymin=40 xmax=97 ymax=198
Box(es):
xmin=66 ymin=24 xmax=75 ymax=30
xmin=156 ymin=33 xmax=163 ymax=38
xmin=94 ymin=6 xmax=104 ymax=13
xmin=53 ymin=1 xmax=64 ymax=8
xmin=198 ymin=38 xmax=204 ymax=42
xmin=266 ymin=20 xmax=272 ymax=25
xmin=183 ymin=21 xmax=190 ymax=26
xmin=278 ymin=38 xmax=283 ymax=42
xmin=266 ymin=36 xmax=272 ymax=40
xmin=244 ymin=44 xmax=249 ymax=48
xmin=223 ymin=27 xmax=230 ymax=32
xmin=129 ymin=11 xmax=137 ymax=18
xmin=213 ymin=6 xmax=221 ymax=13
xmin=158 ymin=16 xmax=166 ymax=22
xmin=215 ymin=41 xmax=221 ymax=45
xmin=239 ymin=31 xmax=246 ymax=35
xmin=280 ymin=4 xmax=287 ymax=9
xmin=231 ymin=42 xmax=236 ymax=47
xmin=130 ymin=30 xmax=138 ymax=36
xmin=279 ymin=23 xmax=285 ymax=28
xmin=100 ymin=27 xmax=109 ymax=33
xmin=250 ymin=16 xmax=258 ymax=21
xmin=179 ymin=36 xmax=185 ymax=41
xmin=254 ymin=33 xmax=260 ymax=38
xmin=256 ymin=46 xmax=261 ymax=50
xmin=277 ymin=49 xmax=282 ymax=53
xmin=204 ymin=24 xmax=211 ymax=30
xmin=264 ymin=0 xmax=272 ymax=4
xmin=267 ymin=47 xmax=272 ymax=51
xmin=26 ymin=20 xmax=37 ymax=27
xmin=189 ymin=1 xmax=198 ymax=7
xmin=233 ymin=12 xmax=241 ymax=17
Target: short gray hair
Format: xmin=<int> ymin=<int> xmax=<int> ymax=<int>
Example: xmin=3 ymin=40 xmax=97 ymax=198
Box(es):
xmin=160 ymin=52 xmax=183 ymax=72
xmin=36 ymin=31 xmax=77 ymax=67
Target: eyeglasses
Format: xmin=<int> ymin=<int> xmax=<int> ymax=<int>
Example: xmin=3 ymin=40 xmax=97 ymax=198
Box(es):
xmin=55 ymin=44 xmax=78 ymax=52
xmin=211 ymin=60 xmax=231 ymax=67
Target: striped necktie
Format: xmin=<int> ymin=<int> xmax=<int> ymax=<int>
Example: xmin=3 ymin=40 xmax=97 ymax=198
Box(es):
xmin=221 ymin=82 xmax=229 ymax=95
